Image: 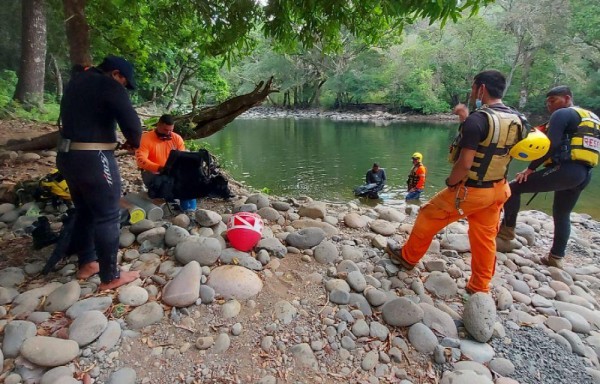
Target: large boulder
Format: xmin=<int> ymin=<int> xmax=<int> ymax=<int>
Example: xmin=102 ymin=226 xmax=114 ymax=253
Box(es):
xmin=207 ymin=265 xmax=263 ymax=300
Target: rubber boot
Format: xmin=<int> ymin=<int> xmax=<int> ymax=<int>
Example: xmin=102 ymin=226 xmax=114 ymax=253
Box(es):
xmin=540 ymin=254 xmax=564 ymax=269
xmin=497 ymin=224 xmax=516 ymax=241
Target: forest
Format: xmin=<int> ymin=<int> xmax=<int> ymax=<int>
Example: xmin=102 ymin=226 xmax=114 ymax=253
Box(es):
xmin=1 ymin=0 xmax=599 ymax=126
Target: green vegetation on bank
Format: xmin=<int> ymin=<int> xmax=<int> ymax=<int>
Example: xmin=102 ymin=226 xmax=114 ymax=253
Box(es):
xmin=1 ymin=0 xmax=599 ymax=124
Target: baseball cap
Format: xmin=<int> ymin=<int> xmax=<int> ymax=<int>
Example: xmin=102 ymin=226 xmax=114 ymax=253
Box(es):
xmin=99 ymin=55 xmax=137 ymax=90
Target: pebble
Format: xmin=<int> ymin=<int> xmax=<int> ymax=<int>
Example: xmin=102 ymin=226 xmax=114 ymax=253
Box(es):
xmin=221 ymin=299 xmax=241 ymax=318
xmin=290 ymin=343 xmax=319 ymax=371
xmin=213 ymin=333 xmax=231 ymax=353
xmin=195 ymin=336 xmax=214 ymax=350
xmin=107 ymin=367 xmax=137 ymax=384
xmin=273 ymin=300 xmax=297 ymax=324
xmin=126 ymin=302 xmax=164 ymax=329
xmin=361 ymin=350 xmax=379 ymax=371
xmin=460 ymin=339 xmax=496 ymax=363
xmin=118 ymin=285 xmax=149 ymax=306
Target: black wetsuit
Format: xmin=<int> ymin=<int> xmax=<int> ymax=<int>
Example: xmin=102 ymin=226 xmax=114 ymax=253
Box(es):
xmin=502 ymin=107 xmax=592 ymax=257
xmin=57 ymin=68 xmax=141 ymax=283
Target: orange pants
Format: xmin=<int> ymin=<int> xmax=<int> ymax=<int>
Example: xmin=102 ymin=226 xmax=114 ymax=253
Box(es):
xmin=402 ymin=180 xmax=510 ymax=293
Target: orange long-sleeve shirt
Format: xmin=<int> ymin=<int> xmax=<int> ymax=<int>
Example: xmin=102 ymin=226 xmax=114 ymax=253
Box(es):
xmin=135 ymin=130 xmax=185 ymax=173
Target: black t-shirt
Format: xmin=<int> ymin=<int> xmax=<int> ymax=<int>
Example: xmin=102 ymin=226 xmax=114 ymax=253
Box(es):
xmin=458 ymin=103 xmax=517 ymax=150
xmin=60 ymin=68 xmax=141 ymax=147
xmin=529 ymin=107 xmax=581 ymax=169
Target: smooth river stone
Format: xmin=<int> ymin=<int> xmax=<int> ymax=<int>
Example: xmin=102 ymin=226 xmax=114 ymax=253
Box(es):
xmin=162 ymin=261 xmax=201 ymax=307
xmin=20 ymin=336 xmax=79 ymax=367
xmin=68 ymin=310 xmax=108 ymax=347
xmin=207 ymin=265 xmax=263 ymax=300
xmin=44 ymin=281 xmax=81 ymax=312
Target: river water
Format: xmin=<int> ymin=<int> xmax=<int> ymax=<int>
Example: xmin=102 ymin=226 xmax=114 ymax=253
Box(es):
xmin=204 ymin=118 xmax=600 ymax=219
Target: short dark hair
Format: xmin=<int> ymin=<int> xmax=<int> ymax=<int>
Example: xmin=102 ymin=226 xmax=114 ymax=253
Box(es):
xmin=546 ymin=86 xmax=572 ymax=98
xmin=372 ymin=163 xmax=379 ymax=168
xmin=158 ymin=114 xmax=175 ymax=125
xmin=473 ymin=70 xmax=506 ymax=99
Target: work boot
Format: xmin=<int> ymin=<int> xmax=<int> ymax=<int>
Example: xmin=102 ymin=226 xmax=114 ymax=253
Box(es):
xmin=385 ymin=240 xmax=415 ymax=270
xmin=497 ymin=225 xmax=516 ymax=241
xmin=540 ymin=254 xmax=564 ymax=269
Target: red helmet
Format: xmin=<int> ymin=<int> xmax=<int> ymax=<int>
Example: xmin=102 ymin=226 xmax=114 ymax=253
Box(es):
xmin=226 ymin=212 xmax=264 ymax=251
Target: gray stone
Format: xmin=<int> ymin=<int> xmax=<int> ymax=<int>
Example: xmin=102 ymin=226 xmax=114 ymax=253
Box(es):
xmin=298 ymin=202 xmax=327 ymax=219
xmin=20 ymin=336 xmax=80 ymax=367
xmin=164 ymin=225 xmax=190 ymax=247
xmin=561 ymin=310 xmax=591 ymax=334
xmin=256 ymin=237 xmax=287 ymax=258
xmin=44 ymin=280 xmax=81 ymax=312
xmin=246 ymin=194 xmax=270 ymax=209
xmin=119 ymin=229 xmax=136 ymax=248
xmin=126 ymin=302 xmax=164 ymax=329
xmin=453 ymin=361 xmax=492 ymax=379
xmin=349 ymin=293 xmax=373 ymax=316
xmin=424 ymin=272 xmax=458 ymax=299
xmin=234 ymin=203 xmax=257 ymax=213
xmin=375 ymin=206 xmax=406 ymax=222
xmin=118 ymin=285 xmax=148 ymax=306
xmin=107 ymin=367 xmax=136 ymax=384
xmin=207 ymin=265 xmax=263 ymax=299
xmin=222 ymin=299 xmax=241 ymax=318
xmin=337 ymin=259 xmax=360 ymax=274
xmin=382 ymin=298 xmax=424 ymax=327
xmin=440 ymin=234 xmax=471 ymax=252
xmin=174 ymin=236 xmax=222 ymax=266
xmin=68 ymin=310 xmax=107 ymax=347
xmin=66 ymin=296 xmax=113 ymax=319
xmin=172 ymin=213 xmax=191 ymax=228
xmin=361 ymin=350 xmax=379 ymax=371
xmin=195 ymin=209 xmax=222 ymax=227
xmin=330 ymin=289 xmax=350 ymax=304
xmin=352 ymin=319 xmax=370 ymax=337
xmin=274 ymin=300 xmax=297 ymax=324
xmin=408 ymin=323 xmax=438 ymax=353
xmin=364 ymin=287 xmax=388 ymax=307
xmin=286 ymin=227 xmax=326 ymax=249
xmin=291 ymin=218 xmax=339 ymax=236
xmin=162 ymin=261 xmax=201 ymax=307
xmin=548 ymin=266 xmax=574 ymax=286
xmin=195 ymin=336 xmax=214 ymax=350
xmin=136 ymin=226 xmax=166 ymax=246
xmin=489 ymin=357 xmax=515 ymax=376
xmin=463 ymin=293 xmax=496 ymax=343
xmin=495 ymin=286 xmax=513 ymax=310
xmin=199 ymin=285 xmax=215 ymax=304
xmin=369 ymin=321 xmax=389 ymax=341
xmin=314 ymin=240 xmax=338 ymax=264
xmin=460 ymin=339 xmax=496 ymax=363
xmin=96 ymin=320 xmax=122 ymax=350
xmin=369 ymin=219 xmax=399 ymax=236
xmin=290 ymin=343 xmax=319 ymax=371
xmin=420 ymin=303 xmax=458 ymax=338
xmin=0 ymin=267 xmax=25 ymax=288
xmin=325 ymin=279 xmax=351 ymax=293
xmin=213 ymin=333 xmax=231 ymax=353
xmin=347 ymin=270 xmax=367 ymax=292
xmin=257 ymin=207 xmax=280 ymax=221
xmin=558 ymin=329 xmax=586 ymax=356
xmin=545 ymin=316 xmax=572 ymax=332
xmin=272 ymin=201 xmax=291 ymax=211
xmin=40 ymin=366 xmax=75 ymax=384
xmin=341 ymin=245 xmax=364 ymax=262
xmin=3 ymin=320 xmax=37 ymax=358
xmin=440 ymin=370 xmax=493 ymax=384
xmin=218 ymin=248 xmax=263 ymax=270
xmin=0 ymin=286 xmax=19 ymax=305
xmin=344 ymin=212 xmax=367 ymax=229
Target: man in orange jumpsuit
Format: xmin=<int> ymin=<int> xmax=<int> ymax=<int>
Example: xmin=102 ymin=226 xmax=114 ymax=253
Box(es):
xmin=388 ymin=70 xmax=526 ymax=293
xmin=135 ymin=114 xmax=196 ymax=211
xmin=406 ymin=152 xmax=427 ymax=200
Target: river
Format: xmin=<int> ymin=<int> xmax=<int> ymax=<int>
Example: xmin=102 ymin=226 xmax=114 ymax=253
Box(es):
xmin=204 ymin=118 xmax=600 ymax=220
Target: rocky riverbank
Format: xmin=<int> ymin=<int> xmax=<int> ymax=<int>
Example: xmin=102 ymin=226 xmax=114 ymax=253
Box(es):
xmin=1 ymin=133 xmax=600 ymax=383
xmin=238 ymin=106 xmax=458 ymax=124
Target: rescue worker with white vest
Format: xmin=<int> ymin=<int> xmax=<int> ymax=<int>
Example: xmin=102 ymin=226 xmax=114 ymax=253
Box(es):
xmin=387 ymin=70 xmax=526 ymax=294
xmin=498 ymin=86 xmax=598 ymax=269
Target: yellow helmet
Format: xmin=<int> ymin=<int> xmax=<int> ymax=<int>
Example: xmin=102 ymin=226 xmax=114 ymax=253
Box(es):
xmin=509 ymin=129 xmax=550 ymax=161
xmin=411 ymin=152 xmax=423 ymax=161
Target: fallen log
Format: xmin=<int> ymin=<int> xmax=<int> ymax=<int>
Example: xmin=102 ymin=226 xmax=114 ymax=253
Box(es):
xmin=2 ymin=77 xmax=278 ymax=151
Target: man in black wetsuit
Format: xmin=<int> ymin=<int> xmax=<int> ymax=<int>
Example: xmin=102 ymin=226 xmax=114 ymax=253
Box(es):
xmin=498 ymin=86 xmax=599 ymax=268
xmin=57 ymin=56 xmax=142 ymax=290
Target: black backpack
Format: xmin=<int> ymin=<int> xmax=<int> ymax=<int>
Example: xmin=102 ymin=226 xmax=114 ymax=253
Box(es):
xmin=147 ymin=149 xmax=232 ymax=200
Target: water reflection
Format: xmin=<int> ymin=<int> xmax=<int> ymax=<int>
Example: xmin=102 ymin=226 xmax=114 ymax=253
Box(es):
xmin=205 ymin=118 xmax=599 ymax=219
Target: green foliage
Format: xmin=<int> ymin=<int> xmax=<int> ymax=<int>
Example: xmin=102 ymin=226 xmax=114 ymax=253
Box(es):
xmin=0 ymin=70 xmax=59 ymax=123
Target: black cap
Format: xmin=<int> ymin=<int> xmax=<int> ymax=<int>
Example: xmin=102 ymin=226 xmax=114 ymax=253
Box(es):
xmin=99 ymin=56 xmax=137 ymax=90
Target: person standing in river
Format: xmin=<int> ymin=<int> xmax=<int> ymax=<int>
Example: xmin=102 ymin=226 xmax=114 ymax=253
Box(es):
xmin=406 ymin=152 xmax=427 ymax=200
xmin=57 ymin=56 xmax=142 ymax=290
xmin=498 ymin=86 xmax=599 ymax=269
xmin=387 ymin=70 xmax=527 ymax=294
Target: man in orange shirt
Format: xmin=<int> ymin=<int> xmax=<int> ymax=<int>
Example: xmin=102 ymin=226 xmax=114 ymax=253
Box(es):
xmin=406 ymin=152 xmax=426 ymax=200
xmin=135 ymin=114 xmax=196 ymax=211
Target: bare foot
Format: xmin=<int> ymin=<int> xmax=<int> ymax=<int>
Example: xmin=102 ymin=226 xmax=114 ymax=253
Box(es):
xmin=98 ymin=270 xmax=140 ymax=291
xmin=76 ymin=261 xmax=100 ymax=279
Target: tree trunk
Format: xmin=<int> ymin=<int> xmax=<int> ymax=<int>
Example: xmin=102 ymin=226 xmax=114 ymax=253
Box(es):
xmin=13 ymin=0 xmax=47 ymax=109
xmin=166 ymin=66 xmax=187 ymax=111
xmin=49 ymin=53 xmax=63 ymax=102
xmin=63 ymin=0 xmax=91 ymax=67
